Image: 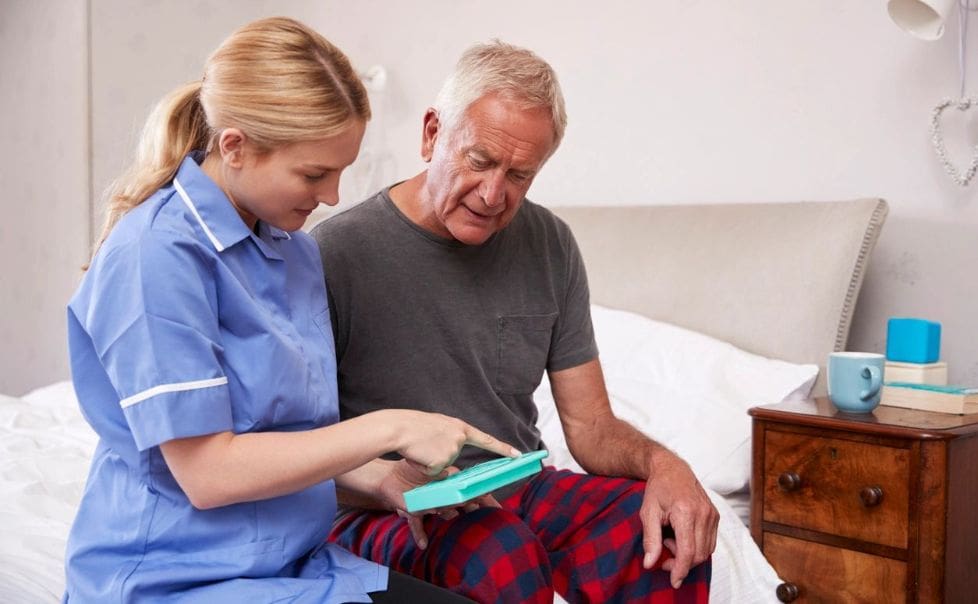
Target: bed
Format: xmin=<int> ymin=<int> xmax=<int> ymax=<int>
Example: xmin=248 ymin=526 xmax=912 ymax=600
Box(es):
xmin=0 ymin=197 xmax=888 ymax=603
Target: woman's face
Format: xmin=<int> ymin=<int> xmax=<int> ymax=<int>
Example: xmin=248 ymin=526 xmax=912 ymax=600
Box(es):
xmin=223 ymin=121 xmax=365 ymax=232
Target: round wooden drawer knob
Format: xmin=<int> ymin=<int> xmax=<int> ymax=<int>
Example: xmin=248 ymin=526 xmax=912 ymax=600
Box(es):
xmin=776 ymin=582 xmax=800 ymax=602
xmin=777 ymin=471 xmax=802 ymax=492
xmin=860 ymin=485 xmax=884 ymax=507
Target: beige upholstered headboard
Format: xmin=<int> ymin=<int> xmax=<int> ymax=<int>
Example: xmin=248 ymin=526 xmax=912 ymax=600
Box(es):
xmin=551 ymin=199 xmax=888 ymax=396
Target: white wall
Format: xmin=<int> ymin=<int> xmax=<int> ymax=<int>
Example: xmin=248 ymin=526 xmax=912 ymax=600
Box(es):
xmin=7 ymin=0 xmax=978 ymax=393
xmin=0 ymin=0 xmax=90 ymax=395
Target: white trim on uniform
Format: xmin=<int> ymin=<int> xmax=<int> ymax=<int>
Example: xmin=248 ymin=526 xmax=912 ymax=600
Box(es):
xmin=119 ymin=377 xmax=229 ymax=409
xmin=174 ymin=178 xmax=226 ymax=252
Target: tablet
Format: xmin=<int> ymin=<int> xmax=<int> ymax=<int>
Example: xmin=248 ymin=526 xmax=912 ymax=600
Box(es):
xmin=403 ymin=450 xmax=548 ymax=512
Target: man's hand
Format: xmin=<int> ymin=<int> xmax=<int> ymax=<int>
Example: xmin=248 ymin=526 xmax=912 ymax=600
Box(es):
xmin=376 ymin=459 xmax=500 ymax=550
xmin=639 ymin=451 xmax=719 ymax=589
xmin=549 ymin=359 xmax=719 ymax=587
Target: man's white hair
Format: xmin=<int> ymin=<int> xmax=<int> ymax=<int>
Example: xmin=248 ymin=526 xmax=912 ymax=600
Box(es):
xmin=433 ymin=40 xmax=567 ymax=149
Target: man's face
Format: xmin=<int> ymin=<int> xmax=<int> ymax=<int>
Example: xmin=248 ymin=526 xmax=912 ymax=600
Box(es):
xmin=419 ymin=94 xmax=556 ymax=245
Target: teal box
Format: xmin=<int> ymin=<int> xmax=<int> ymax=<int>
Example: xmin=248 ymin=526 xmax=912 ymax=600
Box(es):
xmin=886 ymin=318 xmax=941 ymax=364
xmin=403 ymin=450 xmax=548 ymax=512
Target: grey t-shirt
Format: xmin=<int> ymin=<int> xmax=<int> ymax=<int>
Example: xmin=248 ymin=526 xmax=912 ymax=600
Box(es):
xmin=311 ymin=188 xmax=598 ymax=491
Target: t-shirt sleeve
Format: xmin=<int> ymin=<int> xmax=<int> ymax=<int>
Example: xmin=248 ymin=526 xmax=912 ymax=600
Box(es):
xmin=547 ymin=225 xmax=599 ymax=372
xmin=85 ymin=233 xmax=233 ymax=451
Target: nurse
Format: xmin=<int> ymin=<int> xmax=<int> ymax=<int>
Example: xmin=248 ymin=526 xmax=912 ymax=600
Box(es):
xmin=64 ymin=17 xmax=515 ymax=603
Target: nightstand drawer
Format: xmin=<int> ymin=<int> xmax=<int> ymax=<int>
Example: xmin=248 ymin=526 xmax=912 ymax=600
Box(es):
xmin=763 ymin=532 xmax=906 ymax=603
xmin=762 ymin=430 xmax=910 ymax=549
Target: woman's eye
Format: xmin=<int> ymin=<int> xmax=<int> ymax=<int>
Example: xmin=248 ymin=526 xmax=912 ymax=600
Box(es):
xmin=305 ymin=173 xmax=326 ymax=181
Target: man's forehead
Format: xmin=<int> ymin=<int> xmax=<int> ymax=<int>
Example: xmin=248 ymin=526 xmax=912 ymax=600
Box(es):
xmin=454 ymin=119 xmax=553 ymax=167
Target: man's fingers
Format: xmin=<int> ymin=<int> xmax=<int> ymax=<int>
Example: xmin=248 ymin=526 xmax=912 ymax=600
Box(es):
xmin=663 ymin=537 xmax=677 ymax=554
xmin=697 ymin=506 xmax=718 ymax=564
xmin=405 ymin=514 xmax=428 ymax=550
xmin=660 ymin=538 xmax=678 ymax=571
xmin=464 ymin=427 xmax=520 ymax=458
xmin=476 ymin=493 xmax=501 ymax=509
xmin=641 ymin=506 xmax=664 ymax=570
xmin=669 ymin=516 xmax=696 ymax=589
xmin=686 ymin=498 xmax=718 ymax=566
xmin=707 ymin=504 xmax=720 ymax=560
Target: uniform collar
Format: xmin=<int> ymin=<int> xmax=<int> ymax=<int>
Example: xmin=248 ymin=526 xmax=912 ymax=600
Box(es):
xmin=172 ymin=154 xmax=253 ymax=253
xmin=171 ymin=154 xmax=291 ymax=258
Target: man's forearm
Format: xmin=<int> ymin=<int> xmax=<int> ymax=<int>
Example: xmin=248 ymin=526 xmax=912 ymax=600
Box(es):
xmin=550 ymin=359 xmax=676 ymax=480
xmin=567 ymin=413 xmax=674 ymax=480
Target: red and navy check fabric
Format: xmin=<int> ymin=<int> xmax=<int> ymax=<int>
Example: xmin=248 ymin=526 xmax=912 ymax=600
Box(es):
xmin=330 ymin=468 xmax=711 ymax=603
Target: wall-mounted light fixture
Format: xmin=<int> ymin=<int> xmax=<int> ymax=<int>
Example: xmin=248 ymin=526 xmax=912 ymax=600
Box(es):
xmin=887 ymin=0 xmax=957 ymax=40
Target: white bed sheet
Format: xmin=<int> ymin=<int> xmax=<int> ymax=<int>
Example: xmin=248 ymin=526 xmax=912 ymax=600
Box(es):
xmin=0 ymin=382 xmax=780 ymax=603
xmin=0 ymin=381 xmax=94 ymax=603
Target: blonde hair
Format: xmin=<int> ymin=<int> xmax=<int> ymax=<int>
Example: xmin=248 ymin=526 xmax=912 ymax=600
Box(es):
xmin=433 ymin=40 xmax=566 ymax=149
xmin=91 ymin=17 xmax=370 ymax=261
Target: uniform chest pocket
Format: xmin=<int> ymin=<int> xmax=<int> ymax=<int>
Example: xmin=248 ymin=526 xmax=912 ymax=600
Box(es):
xmin=495 ymin=313 xmax=557 ymax=395
xmin=268 ymin=308 xmax=337 ymax=428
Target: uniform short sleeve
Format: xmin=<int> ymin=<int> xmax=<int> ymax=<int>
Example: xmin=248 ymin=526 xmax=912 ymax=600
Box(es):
xmin=83 ymin=232 xmax=233 ymax=450
xmin=547 ymin=223 xmax=599 ymax=372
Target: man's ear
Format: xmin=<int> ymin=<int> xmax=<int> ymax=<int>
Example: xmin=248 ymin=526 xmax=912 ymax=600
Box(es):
xmin=420 ymin=108 xmax=439 ymax=163
xmin=217 ymin=128 xmax=248 ymax=168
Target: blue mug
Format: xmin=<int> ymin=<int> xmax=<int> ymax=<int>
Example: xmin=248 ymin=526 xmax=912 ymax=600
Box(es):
xmin=828 ymin=352 xmax=885 ymax=413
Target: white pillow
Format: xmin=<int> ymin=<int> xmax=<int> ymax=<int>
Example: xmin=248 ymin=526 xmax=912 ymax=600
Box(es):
xmin=535 ymin=305 xmax=817 ymax=496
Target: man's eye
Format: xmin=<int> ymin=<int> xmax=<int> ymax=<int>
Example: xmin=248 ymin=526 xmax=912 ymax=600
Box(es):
xmin=305 ymin=173 xmax=326 ymax=181
xmin=469 ymin=157 xmax=491 ymax=170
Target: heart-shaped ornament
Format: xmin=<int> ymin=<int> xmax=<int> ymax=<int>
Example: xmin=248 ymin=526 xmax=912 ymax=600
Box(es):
xmin=931 ymin=98 xmax=978 ymax=187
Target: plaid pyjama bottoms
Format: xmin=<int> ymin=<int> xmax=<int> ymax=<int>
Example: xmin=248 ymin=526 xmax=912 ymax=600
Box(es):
xmin=330 ymin=468 xmax=712 ymax=603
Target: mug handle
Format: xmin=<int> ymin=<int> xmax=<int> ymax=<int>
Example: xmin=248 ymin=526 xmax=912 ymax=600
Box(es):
xmin=860 ymin=365 xmax=882 ymax=401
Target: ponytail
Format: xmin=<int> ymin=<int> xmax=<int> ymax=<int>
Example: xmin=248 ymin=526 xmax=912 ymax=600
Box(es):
xmin=89 ymin=81 xmax=210 ymax=264
xmin=88 ymin=17 xmax=371 ymax=267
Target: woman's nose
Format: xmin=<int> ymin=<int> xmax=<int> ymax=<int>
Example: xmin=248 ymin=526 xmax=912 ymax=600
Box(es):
xmin=317 ymin=182 xmax=340 ymax=207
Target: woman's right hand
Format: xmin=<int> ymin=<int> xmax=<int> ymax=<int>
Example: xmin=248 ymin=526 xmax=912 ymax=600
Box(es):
xmin=386 ymin=410 xmax=520 ymax=476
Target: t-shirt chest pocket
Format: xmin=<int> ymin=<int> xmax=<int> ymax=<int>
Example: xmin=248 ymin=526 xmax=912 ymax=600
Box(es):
xmin=495 ymin=313 xmax=557 ymax=395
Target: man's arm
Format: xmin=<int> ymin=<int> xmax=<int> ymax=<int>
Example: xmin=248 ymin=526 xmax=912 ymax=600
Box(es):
xmin=548 ymin=358 xmax=719 ymax=589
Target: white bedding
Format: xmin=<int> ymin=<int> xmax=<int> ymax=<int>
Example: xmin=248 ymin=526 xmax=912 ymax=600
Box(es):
xmin=0 ymin=381 xmax=94 ymax=603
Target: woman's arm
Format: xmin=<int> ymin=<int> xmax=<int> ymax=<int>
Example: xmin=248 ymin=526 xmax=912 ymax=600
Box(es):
xmin=160 ymin=408 xmax=517 ymax=510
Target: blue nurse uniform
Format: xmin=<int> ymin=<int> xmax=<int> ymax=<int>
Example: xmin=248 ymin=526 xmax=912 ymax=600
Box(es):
xmin=63 ymin=155 xmax=387 ymax=602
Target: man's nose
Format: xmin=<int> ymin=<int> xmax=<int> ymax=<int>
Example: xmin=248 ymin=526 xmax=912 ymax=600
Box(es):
xmin=481 ymin=172 xmax=506 ymax=207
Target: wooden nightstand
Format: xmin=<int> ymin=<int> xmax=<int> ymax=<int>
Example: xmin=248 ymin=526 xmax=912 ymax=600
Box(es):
xmin=749 ymin=398 xmax=978 ymax=603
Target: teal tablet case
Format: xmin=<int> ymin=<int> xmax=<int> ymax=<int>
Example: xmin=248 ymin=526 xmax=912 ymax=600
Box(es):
xmin=403 ymin=450 xmax=548 ymax=512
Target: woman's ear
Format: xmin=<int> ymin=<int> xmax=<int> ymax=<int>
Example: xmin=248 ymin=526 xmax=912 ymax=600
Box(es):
xmin=218 ymin=128 xmax=248 ymax=168
xmin=420 ymin=108 xmax=439 ymax=163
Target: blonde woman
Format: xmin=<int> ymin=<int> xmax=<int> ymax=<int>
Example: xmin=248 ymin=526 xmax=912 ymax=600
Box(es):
xmin=64 ymin=17 xmax=509 ymax=603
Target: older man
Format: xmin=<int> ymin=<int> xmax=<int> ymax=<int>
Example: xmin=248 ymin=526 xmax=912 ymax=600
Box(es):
xmin=312 ymin=41 xmax=716 ymax=603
